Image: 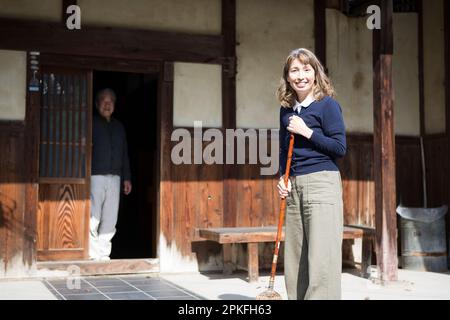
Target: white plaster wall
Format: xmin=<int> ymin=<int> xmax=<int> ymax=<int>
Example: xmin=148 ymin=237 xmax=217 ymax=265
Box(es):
xmin=78 ymin=0 xmax=221 ymax=35
xmin=173 ymin=62 xmax=222 ymax=128
xmin=159 ymin=235 xmax=198 ymax=273
xmin=326 ymin=9 xmax=373 ymax=133
xmin=0 ymin=0 xmax=61 ymax=21
xmin=327 ymin=10 xmax=420 ymax=136
xmin=423 ymin=0 xmax=445 ymax=134
xmin=236 ymin=0 xmax=315 ymax=129
xmin=0 ymin=50 xmax=26 ymax=120
xmin=393 ymin=13 xmax=420 ymax=136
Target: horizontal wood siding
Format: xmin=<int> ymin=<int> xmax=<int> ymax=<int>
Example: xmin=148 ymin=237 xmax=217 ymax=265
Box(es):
xmin=0 ymin=125 xmax=437 ymax=273
xmin=424 ymin=135 xmax=448 ymax=208
xmin=164 ymin=133 xmax=425 ymax=265
xmin=338 ymin=135 xmax=375 ymax=227
xmin=338 ymin=134 xmax=423 ymax=228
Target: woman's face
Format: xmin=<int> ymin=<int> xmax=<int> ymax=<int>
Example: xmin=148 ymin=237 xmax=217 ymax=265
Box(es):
xmin=287 ymin=58 xmax=315 ymax=99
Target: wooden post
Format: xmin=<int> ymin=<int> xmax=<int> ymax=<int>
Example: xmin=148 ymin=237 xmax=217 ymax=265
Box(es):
xmin=158 ymin=62 xmax=174 ymax=255
xmin=444 ymin=0 xmax=450 ymax=266
xmin=372 ymin=0 xmax=398 ymax=281
xmin=314 ymin=0 xmax=327 ymax=71
xmin=418 ymin=0 xmax=425 ymax=139
xmin=222 ymin=243 xmax=235 ymax=274
xmin=222 ymin=0 xmax=237 ymax=228
xmin=247 ymin=243 xmax=259 ymax=282
xmin=23 ymin=52 xmax=41 ymax=272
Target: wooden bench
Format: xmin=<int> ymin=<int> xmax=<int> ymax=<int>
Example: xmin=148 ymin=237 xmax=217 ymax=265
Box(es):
xmin=197 ymin=225 xmax=374 ymax=282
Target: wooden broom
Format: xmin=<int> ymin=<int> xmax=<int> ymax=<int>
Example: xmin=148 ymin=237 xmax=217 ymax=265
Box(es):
xmin=256 ymin=133 xmax=295 ymax=300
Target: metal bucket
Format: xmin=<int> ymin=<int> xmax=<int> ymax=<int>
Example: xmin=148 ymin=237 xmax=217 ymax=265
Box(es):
xmin=397 ymin=205 xmax=448 ymax=272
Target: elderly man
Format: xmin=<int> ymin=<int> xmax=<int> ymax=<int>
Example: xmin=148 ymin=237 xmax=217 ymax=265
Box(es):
xmin=90 ymin=88 xmax=132 ymax=261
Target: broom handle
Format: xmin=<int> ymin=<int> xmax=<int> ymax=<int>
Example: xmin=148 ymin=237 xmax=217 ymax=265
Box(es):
xmin=268 ymin=133 xmax=295 ymax=289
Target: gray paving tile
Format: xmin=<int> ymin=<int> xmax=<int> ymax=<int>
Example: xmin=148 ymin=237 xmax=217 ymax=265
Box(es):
xmin=141 ymin=286 xmax=186 ymax=293
xmin=47 ymin=288 xmax=65 ymax=300
xmin=97 ymin=286 xmax=139 ymax=293
xmin=120 ymin=278 xmax=163 ymax=285
xmin=133 ymin=283 xmax=174 ymax=291
xmin=157 ymin=296 xmax=199 ymax=300
xmin=53 ymin=287 xmax=98 ymax=295
xmin=106 ymin=292 xmax=154 ymax=300
xmin=43 ymin=275 xmax=204 ymax=300
xmin=119 ymin=276 xmax=159 ymax=280
xmin=136 ymin=283 xmax=204 ymax=299
xmin=147 ymin=289 xmax=193 ymax=298
xmin=64 ymin=293 xmax=109 ymax=300
xmin=85 ymin=279 xmax=125 ymax=287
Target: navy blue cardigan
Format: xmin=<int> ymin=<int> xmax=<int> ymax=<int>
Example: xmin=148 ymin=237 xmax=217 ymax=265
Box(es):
xmin=91 ymin=115 xmax=131 ymax=181
xmin=279 ymin=95 xmax=346 ymax=176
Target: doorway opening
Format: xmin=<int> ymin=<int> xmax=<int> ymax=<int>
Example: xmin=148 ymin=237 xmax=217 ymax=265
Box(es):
xmin=93 ymin=70 xmax=158 ymax=259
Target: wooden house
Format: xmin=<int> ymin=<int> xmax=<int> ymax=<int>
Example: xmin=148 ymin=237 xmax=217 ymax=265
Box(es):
xmin=0 ymin=0 xmax=448 ymax=280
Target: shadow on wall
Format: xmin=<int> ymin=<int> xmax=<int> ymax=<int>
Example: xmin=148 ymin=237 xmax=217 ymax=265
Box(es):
xmin=0 ymin=191 xmax=18 ymax=230
xmin=0 ymin=191 xmax=27 ymax=273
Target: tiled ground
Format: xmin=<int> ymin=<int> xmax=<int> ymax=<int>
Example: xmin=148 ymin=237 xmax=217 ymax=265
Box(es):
xmin=43 ymin=275 xmax=204 ymax=300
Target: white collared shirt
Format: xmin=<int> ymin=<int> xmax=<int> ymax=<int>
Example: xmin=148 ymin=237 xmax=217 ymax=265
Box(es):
xmin=293 ymin=95 xmax=315 ymax=114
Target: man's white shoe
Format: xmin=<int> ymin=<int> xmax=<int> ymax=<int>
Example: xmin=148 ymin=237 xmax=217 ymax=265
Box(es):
xmin=99 ymin=256 xmax=111 ymax=261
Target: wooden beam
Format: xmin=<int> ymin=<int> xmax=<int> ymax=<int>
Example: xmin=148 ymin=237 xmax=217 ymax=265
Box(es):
xmin=372 ymin=0 xmax=398 ymax=282
xmin=0 ymin=17 xmax=223 ymax=63
xmin=40 ymin=53 xmax=161 ymax=74
xmin=325 ymin=0 xmax=341 ymax=10
xmin=342 ymin=0 xmax=374 ymax=17
xmin=222 ymin=0 xmax=237 ymax=228
xmin=314 ymin=0 xmax=327 ymax=70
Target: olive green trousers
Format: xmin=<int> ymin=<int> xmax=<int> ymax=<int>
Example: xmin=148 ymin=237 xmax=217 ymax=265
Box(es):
xmin=284 ymin=170 xmax=343 ymax=300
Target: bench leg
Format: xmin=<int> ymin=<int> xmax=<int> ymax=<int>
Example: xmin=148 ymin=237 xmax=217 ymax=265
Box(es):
xmin=248 ymin=243 xmax=259 ymax=283
xmin=223 ymin=244 xmax=235 ymax=275
xmin=361 ymin=233 xmax=373 ymax=278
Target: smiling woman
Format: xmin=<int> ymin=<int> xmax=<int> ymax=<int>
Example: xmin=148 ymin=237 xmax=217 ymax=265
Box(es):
xmin=276 ymin=48 xmax=346 ymax=300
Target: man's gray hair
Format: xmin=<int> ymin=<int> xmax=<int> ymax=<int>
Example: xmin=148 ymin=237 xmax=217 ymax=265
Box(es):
xmin=96 ymin=88 xmax=116 ymax=105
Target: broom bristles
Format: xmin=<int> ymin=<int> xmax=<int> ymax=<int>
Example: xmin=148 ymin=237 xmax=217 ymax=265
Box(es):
xmin=256 ymin=289 xmax=282 ymax=300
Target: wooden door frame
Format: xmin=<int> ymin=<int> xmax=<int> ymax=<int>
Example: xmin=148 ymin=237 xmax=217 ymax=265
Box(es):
xmin=37 ymin=53 xmax=167 ymax=261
